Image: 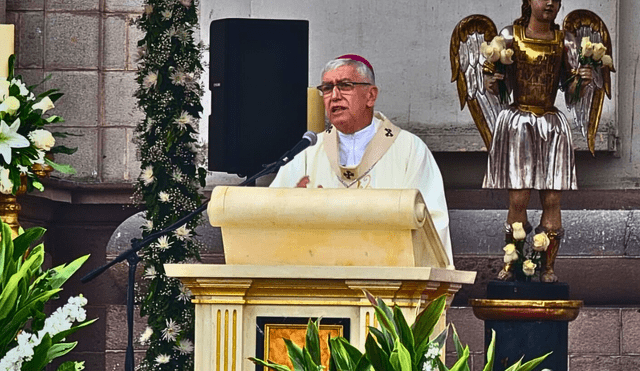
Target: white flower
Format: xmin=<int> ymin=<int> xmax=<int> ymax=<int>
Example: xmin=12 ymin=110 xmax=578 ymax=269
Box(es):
xmin=161 ymin=9 xmax=172 ymax=20
xmin=175 ymin=111 xmax=192 ymax=128
xmin=0 ymin=79 xmax=9 ymax=102
xmin=142 ymin=219 xmax=153 ymax=231
xmin=143 ymin=72 xmax=159 ymax=90
xmin=503 ymin=243 xmax=519 ymax=263
xmin=179 ymin=0 xmax=192 ymax=8
xmin=143 ymin=265 xmax=157 ymax=279
xmin=139 ymin=327 xmax=153 ymax=344
xmin=601 ymin=55 xmax=614 ymax=68
xmin=499 ymin=48 xmax=514 ymax=65
xmin=175 ymin=225 xmax=191 ymax=240
xmin=177 ymin=283 xmax=192 ymax=303
xmin=155 ymin=354 xmax=170 ymax=364
xmin=140 ymin=165 xmax=155 ymax=186
xmin=0 ymin=167 xmax=13 ymax=194
xmin=512 ymin=222 xmax=526 ymax=240
xmin=161 ymin=318 xmax=181 ymax=342
xmin=581 ymin=37 xmax=594 ymax=57
xmin=592 ymin=43 xmax=607 ymax=61
xmin=0 ymin=119 xmax=30 ymax=164
xmin=523 ymin=260 xmax=537 ymax=276
xmin=10 ymin=78 xmax=29 ymax=96
xmin=28 ymin=129 xmax=55 ymax=151
xmin=489 ymin=36 xmax=506 ymax=51
xmin=32 ymin=96 xmax=55 ymax=113
xmin=158 ymin=191 xmax=170 ymax=202
xmin=480 ymin=42 xmax=500 ymax=63
xmin=156 ymin=235 xmax=171 ymax=250
xmin=174 ymin=339 xmax=194 ymax=354
xmin=34 ymin=149 xmax=46 ymax=164
xmin=532 ymin=232 xmax=550 ymax=252
xmin=0 ymin=96 xmax=20 ymax=115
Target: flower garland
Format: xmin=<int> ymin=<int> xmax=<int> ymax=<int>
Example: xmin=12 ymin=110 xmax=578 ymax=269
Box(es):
xmin=133 ymin=0 xmax=206 ymax=369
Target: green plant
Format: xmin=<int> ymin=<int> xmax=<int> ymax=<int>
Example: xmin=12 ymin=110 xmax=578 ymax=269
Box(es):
xmin=0 ymin=221 xmax=95 ymax=370
xmin=250 ymin=291 xmax=550 ymax=371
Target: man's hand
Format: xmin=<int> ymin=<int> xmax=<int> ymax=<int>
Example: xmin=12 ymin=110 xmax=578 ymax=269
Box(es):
xmin=296 ymin=176 xmax=323 ymax=188
xmin=484 ymin=72 xmax=504 ymax=95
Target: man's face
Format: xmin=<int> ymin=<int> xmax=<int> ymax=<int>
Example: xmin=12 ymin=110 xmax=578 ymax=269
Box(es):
xmin=321 ymin=65 xmax=378 ymax=134
xmin=530 ymin=0 xmax=560 ymax=24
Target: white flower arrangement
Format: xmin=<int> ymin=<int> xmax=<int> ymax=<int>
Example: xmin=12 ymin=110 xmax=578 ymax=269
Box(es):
xmin=502 ymin=222 xmax=550 ymax=280
xmin=0 ymin=56 xmax=76 ymax=195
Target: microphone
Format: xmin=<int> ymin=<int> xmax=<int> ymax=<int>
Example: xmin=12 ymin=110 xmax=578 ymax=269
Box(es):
xmin=279 ymin=131 xmax=318 ymax=163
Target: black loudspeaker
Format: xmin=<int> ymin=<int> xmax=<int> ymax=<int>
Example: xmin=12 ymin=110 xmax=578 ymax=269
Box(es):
xmin=209 ymin=18 xmax=309 ymax=176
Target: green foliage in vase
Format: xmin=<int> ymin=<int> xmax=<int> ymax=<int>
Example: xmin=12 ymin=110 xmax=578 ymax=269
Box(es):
xmin=0 ymin=221 xmax=94 ymax=370
xmin=251 ymin=291 xmax=550 ymax=371
xmin=133 ymin=0 xmax=207 ymax=369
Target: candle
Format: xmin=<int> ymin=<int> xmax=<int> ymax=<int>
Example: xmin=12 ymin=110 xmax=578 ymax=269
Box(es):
xmin=0 ymin=24 xmax=15 ymax=79
xmin=307 ymin=87 xmax=325 ymax=133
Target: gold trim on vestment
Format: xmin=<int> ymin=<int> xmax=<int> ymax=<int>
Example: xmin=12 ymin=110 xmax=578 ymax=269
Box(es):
xmin=324 ymin=112 xmax=400 ymax=188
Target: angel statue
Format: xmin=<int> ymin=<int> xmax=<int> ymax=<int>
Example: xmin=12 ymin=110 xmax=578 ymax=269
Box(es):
xmin=450 ymin=0 xmax=614 ymax=282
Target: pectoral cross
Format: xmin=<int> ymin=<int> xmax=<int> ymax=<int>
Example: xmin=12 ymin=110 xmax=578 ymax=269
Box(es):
xmin=343 ymin=170 xmax=354 ymax=179
xmin=385 ymin=128 xmax=393 ymax=137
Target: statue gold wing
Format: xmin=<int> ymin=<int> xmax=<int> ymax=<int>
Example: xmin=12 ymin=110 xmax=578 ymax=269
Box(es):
xmin=450 ymin=15 xmax=502 ymax=150
xmin=563 ymin=10 xmax=615 ymax=155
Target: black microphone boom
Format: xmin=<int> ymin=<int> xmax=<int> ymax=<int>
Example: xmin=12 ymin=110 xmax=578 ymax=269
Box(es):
xmin=279 ymin=131 xmax=317 ymax=164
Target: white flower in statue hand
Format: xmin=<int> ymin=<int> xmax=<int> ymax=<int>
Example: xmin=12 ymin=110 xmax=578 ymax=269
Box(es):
xmin=522 ymin=260 xmax=537 ymax=276
xmin=28 ymin=129 xmax=55 ymax=151
xmin=601 ymin=55 xmax=614 ymax=68
xmin=0 ymin=167 xmax=13 ymax=195
xmin=581 ymin=37 xmax=594 ymax=57
xmin=499 ymin=48 xmax=514 ymax=65
xmin=32 ymin=97 xmax=55 ymax=114
xmin=592 ymin=43 xmax=607 ymax=61
xmin=0 ymin=96 xmax=20 ymax=115
xmin=489 ymin=36 xmax=506 ymax=51
xmin=532 ymin=232 xmax=550 ymax=252
xmin=0 ymin=119 xmax=30 ymax=164
xmin=512 ymin=222 xmax=527 ymax=240
xmin=503 ymin=243 xmax=519 ymax=263
xmin=480 ymin=42 xmax=500 ymax=63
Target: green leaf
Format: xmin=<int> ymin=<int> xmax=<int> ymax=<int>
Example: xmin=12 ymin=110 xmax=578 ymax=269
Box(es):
xmin=373 ymin=304 xmax=398 ymax=340
xmin=504 ymin=357 xmax=522 ymax=371
xmin=13 ymin=226 xmax=46 ymax=260
xmin=434 ymin=357 xmax=449 ymax=371
xmin=50 ymin=145 xmax=78 ymax=155
xmin=451 ymin=324 xmax=470 ymax=371
xmin=32 ymin=179 xmax=44 ymax=191
xmin=45 ymin=158 xmax=77 ymax=174
xmin=389 ymin=339 xmax=412 ymax=371
xmin=364 ymin=333 xmax=393 ymax=371
xmin=56 ymin=361 xmax=86 ymax=371
xmin=248 ymin=357 xmax=292 ymax=371
xmin=24 ymin=332 xmax=53 ymax=370
xmin=368 ymin=327 xmax=392 ymax=355
xmin=482 ymin=330 xmax=496 ymax=371
xmin=302 ymin=347 xmax=322 ymax=371
xmin=52 ymin=318 xmax=99 ymax=343
xmin=305 ymin=318 xmax=322 ymax=365
xmin=517 ymin=351 xmax=552 ymax=371
xmin=329 ymin=337 xmax=354 ymax=370
xmin=47 ymin=341 xmax=78 ymax=362
xmin=47 ymin=254 xmax=89 ymax=290
xmin=392 ymin=306 xmax=415 ymax=361
xmin=412 ymin=295 xmax=447 ymax=354
xmin=283 ymin=338 xmax=305 ymax=371
xmin=448 ymin=345 xmax=470 ymax=371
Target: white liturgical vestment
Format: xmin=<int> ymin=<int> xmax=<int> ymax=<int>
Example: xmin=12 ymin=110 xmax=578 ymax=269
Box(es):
xmin=270 ymin=112 xmax=453 ymax=266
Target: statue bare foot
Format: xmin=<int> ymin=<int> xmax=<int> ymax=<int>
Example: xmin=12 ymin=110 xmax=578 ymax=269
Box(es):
xmin=541 ymin=269 xmax=558 ymax=283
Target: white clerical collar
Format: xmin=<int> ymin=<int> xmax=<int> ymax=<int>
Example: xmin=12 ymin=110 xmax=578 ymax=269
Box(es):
xmin=337 ymin=116 xmax=380 ymax=167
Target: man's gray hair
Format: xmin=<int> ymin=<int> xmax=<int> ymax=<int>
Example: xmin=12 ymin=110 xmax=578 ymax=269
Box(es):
xmin=321 ymin=58 xmax=375 ymax=84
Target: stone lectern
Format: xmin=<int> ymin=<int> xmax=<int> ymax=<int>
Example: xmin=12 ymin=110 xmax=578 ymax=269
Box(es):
xmin=165 ymin=187 xmax=476 ymax=371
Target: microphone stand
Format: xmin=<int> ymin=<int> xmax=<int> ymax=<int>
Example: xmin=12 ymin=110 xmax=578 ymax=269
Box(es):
xmin=81 ymin=156 xmax=291 ymax=371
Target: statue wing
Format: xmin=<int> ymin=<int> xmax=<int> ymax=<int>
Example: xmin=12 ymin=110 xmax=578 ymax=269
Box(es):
xmin=563 ymin=10 xmax=615 ymax=155
xmin=450 ymin=15 xmax=502 ymax=150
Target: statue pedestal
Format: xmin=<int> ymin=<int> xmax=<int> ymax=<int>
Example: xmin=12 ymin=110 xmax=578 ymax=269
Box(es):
xmin=166 ymin=264 xmax=476 ymax=371
xmin=470 ymin=281 xmax=582 ymax=371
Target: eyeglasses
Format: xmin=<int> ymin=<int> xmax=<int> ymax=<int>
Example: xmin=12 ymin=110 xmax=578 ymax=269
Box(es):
xmin=316 ymin=81 xmax=372 ymax=96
